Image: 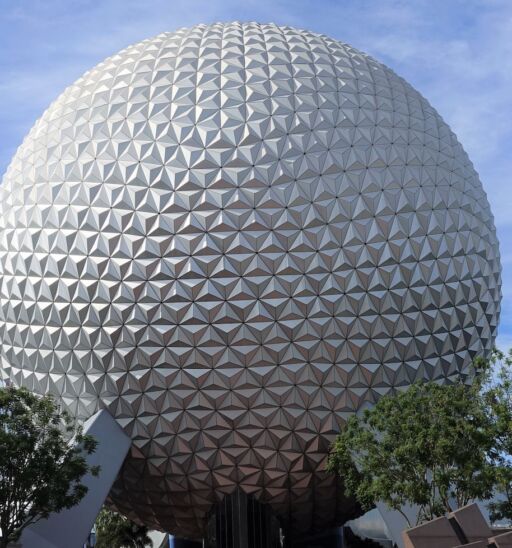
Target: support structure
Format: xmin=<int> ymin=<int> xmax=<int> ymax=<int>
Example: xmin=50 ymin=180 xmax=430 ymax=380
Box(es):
xmin=285 ymin=528 xmax=343 ymax=548
xmin=199 ymin=490 xmax=347 ymax=548
xmin=19 ymin=409 xmax=131 ymax=548
xmin=204 ymin=489 xmax=281 ymax=548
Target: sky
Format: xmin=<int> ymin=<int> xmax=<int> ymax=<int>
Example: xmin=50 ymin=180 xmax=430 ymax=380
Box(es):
xmin=0 ymin=0 xmax=511 ymax=349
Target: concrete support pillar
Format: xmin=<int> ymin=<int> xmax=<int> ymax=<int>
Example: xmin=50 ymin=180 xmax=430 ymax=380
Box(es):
xmin=19 ymin=409 xmax=131 ymax=548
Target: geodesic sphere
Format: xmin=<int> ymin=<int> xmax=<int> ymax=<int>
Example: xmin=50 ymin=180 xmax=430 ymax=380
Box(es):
xmin=0 ymin=22 xmax=501 ymax=538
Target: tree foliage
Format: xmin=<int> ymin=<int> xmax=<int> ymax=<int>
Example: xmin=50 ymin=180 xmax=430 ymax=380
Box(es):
xmin=0 ymin=385 xmax=99 ymax=548
xmin=327 ymin=367 xmax=500 ymax=526
xmin=484 ymin=350 xmax=512 ymax=523
xmin=95 ymin=507 xmax=153 ymax=548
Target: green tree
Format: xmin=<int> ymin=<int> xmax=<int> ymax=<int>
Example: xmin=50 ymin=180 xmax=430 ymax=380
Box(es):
xmin=327 ymin=376 xmax=499 ymax=526
xmin=0 ymin=385 xmax=99 ymax=548
xmin=484 ymin=350 xmax=512 ymax=523
xmin=488 ymin=466 xmax=512 ymax=523
xmin=95 ymin=507 xmax=153 ymax=548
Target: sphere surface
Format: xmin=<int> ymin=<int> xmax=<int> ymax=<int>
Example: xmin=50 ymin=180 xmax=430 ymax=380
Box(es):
xmin=0 ymin=22 xmax=501 ymax=537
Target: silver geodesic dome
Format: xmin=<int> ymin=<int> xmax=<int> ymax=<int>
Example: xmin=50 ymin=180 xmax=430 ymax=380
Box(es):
xmin=0 ymin=22 xmax=501 ymax=538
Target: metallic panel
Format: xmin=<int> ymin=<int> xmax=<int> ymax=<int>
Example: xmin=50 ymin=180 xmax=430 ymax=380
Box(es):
xmin=0 ymin=22 xmax=501 ymax=538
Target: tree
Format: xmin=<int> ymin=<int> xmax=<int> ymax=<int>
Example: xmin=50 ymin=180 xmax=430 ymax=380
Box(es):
xmin=327 ymin=376 xmax=499 ymax=526
xmin=483 ymin=350 xmax=512 ymax=523
xmin=95 ymin=507 xmax=153 ymax=548
xmin=0 ymin=385 xmax=99 ymax=548
xmin=488 ymin=466 xmax=512 ymax=523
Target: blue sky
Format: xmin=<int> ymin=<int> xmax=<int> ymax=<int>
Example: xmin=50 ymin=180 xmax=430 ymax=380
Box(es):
xmin=1 ymin=0 xmax=511 ymax=349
